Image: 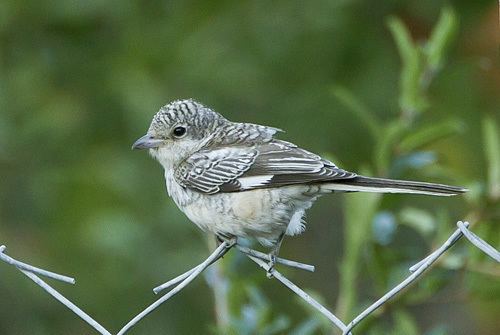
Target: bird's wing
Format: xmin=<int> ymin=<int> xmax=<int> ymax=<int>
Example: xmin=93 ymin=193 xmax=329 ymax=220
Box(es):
xmin=174 ymin=147 xmax=259 ymax=194
xmin=175 ymin=140 xmax=356 ymax=194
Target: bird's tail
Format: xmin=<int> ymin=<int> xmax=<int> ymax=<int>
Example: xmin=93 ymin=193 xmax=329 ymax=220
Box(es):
xmin=323 ymin=175 xmax=467 ymax=196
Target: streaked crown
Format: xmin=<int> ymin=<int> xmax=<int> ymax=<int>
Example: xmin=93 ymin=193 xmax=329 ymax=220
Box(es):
xmin=148 ymin=99 xmax=225 ymax=140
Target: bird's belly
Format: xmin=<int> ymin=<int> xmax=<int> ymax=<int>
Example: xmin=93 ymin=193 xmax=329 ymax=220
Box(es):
xmin=167 ymin=169 xmax=320 ymax=245
xmin=181 ymin=188 xmax=292 ymax=242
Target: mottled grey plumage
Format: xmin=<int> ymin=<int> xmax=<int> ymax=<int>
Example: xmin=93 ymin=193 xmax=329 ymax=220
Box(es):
xmin=133 ymin=99 xmax=466 ymax=248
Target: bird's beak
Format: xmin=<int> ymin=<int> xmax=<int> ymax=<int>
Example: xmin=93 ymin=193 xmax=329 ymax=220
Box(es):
xmin=131 ymin=134 xmax=164 ymax=150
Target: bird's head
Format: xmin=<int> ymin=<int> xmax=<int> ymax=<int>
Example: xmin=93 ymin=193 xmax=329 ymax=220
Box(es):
xmin=132 ymin=99 xmax=224 ymax=168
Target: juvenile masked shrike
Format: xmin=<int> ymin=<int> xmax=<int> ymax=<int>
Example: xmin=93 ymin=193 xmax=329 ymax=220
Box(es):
xmin=132 ymin=99 xmax=466 ymax=262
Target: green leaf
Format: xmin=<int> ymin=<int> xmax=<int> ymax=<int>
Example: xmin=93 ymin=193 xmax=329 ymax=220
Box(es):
xmin=374 ymin=121 xmax=408 ymax=175
xmin=391 ymin=310 xmax=419 ymax=335
xmin=398 ymin=118 xmax=465 ymax=152
xmin=331 ymin=85 xmax=381 ymax=138
xmin=463 ymin=181 xmax=484 ymax=205
xmin=289 ymin=319 xmax=321 ymax=335
xmin=387 ymin=17 xmax=417 ymax=65
xmin=440 ymin=252 xmax=465 ymax=270
xmin=482 ymin=116 xmax=500 ymax=200
xmin=399 ymin=207 xmax=436 ymax=237
xmin=261 ymin=316 xmax=290 ymax=335
xmin=425 ymin=6 xmax=459 ymax=71
xmin=387 ymin=17 xmax=427 ymax=119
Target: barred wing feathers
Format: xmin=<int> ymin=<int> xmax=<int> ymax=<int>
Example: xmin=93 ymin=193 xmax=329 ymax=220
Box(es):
xmin=174 ymin=147 xmax=259 ymax=194
xmin=232 ymin=141 xmax=357 ymax=190
xmin=175 ymin=140 xmax=356 ymax=194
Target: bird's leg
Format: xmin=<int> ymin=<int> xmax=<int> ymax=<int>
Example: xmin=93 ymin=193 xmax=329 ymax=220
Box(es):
xmin=266 ymin=232 xmax=286 ymax=278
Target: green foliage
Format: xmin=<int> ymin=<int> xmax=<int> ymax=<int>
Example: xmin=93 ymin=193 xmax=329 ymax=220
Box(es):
xmin=483 ymin=117 xmax=500 ymax=200
xmin=333 ymin=6 xmax=499 ymax=335
xmin=425 ymin=7 xmax=459 ymax=73
xmin=331 ymin=85 xmax=381 ymax=139
xmin=387 ymin=7 xmax=458 ymax=122
xmin=337 ymin=180 xmax=381 ymax=320
xmin=391 ymin=310 xmax=419 ymax=335
xmin=387 ymin=16 xmax=428 ymax=119
xmin=399 ymin=207 xmax=436 ymax=237
xmin=397 ymin=119 xmax=464 ymax=153
xmin=226 ymin=286 xmax=290 ymax=335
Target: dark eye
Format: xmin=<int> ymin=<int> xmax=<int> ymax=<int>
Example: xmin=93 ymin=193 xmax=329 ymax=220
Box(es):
xmin=172 ymin=126 xmax=187 ymax=138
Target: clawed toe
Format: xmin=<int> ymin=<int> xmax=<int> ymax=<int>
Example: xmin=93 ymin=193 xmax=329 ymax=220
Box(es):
xmin=216 ymin=234 xmax=237 ymax=248
xmin=225 ymin=237 xmax=237 ymax=248
xmin=266 ymin=254 xmax=277 ymax=278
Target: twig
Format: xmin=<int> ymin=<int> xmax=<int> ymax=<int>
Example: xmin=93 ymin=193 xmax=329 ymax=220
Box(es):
xmin=1 ymin=220 xmax=499 ymax=335
xmin=117 ymin=240 xmax=233 ymax=335
xmin=153 ymin=266 xmax=200 ymax=294
xmin=342 ymin=224 xmax=467 ymax=335
xmin=235 ymin=244 xmax=315 ymax=272
xmin=457 ymin=221 xmax=500 ymax=262
xmin=153 ymin=243 xmax=233 ymax=294
xmin=204 ymin=237 xmax=231 ymax=329
xmin=0 ymin=244 xmax=109 ymax=335
xmin=205 ymin=261 xmax=231 ymax=329
xmin=153 ymin=242 xmax=316 ymax=294
xmin=246 ymin=254 xmax=349 ymax=333
xmin=20 ymin=269 xmax=111 ymax=335
xmin=0 ymin=245 xmax=75 ymax=284
xmin=408 ymin=221 xmax=469 ymax=272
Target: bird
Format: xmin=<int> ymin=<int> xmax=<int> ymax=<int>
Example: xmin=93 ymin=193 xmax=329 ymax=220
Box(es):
xmin=132 ymin=99 xmax=466 ymax=266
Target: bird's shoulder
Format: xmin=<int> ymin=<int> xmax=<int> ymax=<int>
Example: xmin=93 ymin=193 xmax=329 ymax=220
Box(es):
xmin=208 ymin=121 xmax=282 ymax=146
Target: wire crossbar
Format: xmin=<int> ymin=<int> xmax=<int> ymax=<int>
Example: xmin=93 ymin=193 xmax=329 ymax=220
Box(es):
xmin=1 ymin=221 xmax=498 ymax=334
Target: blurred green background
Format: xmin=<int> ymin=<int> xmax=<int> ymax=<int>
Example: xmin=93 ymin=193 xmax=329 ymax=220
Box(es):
xmin=0 ymin=1 xmax=499 ymax=334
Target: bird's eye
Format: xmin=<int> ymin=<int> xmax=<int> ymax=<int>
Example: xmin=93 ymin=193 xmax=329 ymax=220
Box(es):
xmin=172 ymin=126 xmax=187 ymax=138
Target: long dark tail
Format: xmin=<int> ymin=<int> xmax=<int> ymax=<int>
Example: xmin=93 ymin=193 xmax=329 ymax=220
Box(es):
xmin=323 ymin=175 xmax=467 ymax=196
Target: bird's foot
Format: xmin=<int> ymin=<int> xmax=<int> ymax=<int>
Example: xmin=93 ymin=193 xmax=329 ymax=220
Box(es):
xmin=216 ymin=234 xmax=237 ymax=248
xmin=266 ymin=254 xmax=277 ymax=279
xmin=225 ymin=237 xmax=237 ymax=248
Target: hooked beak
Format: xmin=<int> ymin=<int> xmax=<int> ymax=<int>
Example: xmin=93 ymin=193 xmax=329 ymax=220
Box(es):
xmin=131 ymin=134 xmax=164 ymax=150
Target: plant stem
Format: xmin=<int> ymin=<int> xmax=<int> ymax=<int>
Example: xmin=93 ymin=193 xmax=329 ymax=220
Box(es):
xmin=206 ymin=236 xmax=231 ymax=331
